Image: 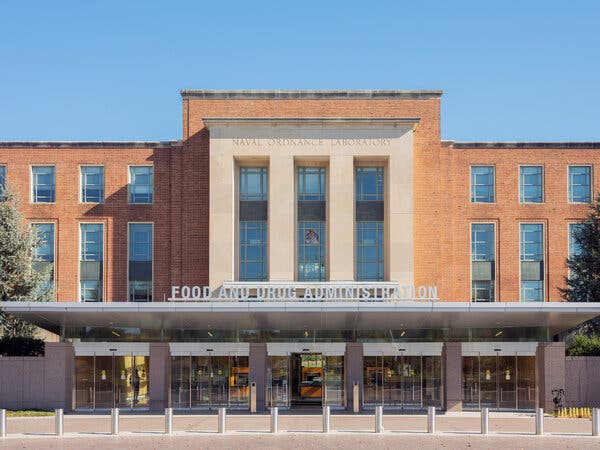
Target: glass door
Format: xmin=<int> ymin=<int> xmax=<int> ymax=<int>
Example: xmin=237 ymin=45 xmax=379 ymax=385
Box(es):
xmin=171 ymin=356 xmax=191 ymax=408
xmin=364 ymin=356 xmax=384 ymax=405
xmin=402 ymin=356 xmax=422 ymax=408
xmin=498 ymin=356 xmax=516 ymax=409
xmin=94 ymin=356 xmax=114 ymax=409
xmin=191 ymin=356 xmax=211 ymax=408
xmin=516 ymin=356 xmax=536 ymax=409
xmin=229 ymin=355 xmax=249 ymax=407
xmin=479 ymin=356 xmax=497 ymax=408
xmin=267 ymin=356 xmax=290 ymax=407
xmin=323 ymin=355 xmax=344 ymax=407
xmin=462 ymin=356 xmax=480 ymax=409
xmin=75 ymin=356 xmax=94 ymax=409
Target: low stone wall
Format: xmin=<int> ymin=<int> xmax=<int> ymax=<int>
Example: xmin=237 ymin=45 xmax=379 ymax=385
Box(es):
xmin=565 ymin=356 xmax=600 ymax=407
xmin=0 ymin=342 xmax=75 ymax=411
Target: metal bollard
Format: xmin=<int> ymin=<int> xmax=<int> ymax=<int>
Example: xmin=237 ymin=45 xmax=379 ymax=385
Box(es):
xmin=55 ymin=409 xmax=64 ymax=436
xmin=322 ymin=405 xmax=330 ymax=433
xmin=111 ymin=408 xmax=119 ymax=435
xmin=250 ymin=383 xmax=257 ymax=413
xmin=270 ymin=407 xmax=278 ymax=433
xmin=480 ymin=407 xmax=489 ymax=435
xmin=0 ymin=409 xmax=6 ymax=437
xmin=218 ymin=407 xmax=226 ymax=434
xmin=427 ymin=406 xmax=436 ymax=434
xmin=535 ymin=408 xmax=543 ymax=435
xmin=165 ymin=408 xmax=173 ymax=435
xmin=593 ymin=408 xmax=599 ymax=437
xmin=353 ymin=383 xmax=360 ymax=413
xmin=375 ymin=405 xmax=384 ymax=433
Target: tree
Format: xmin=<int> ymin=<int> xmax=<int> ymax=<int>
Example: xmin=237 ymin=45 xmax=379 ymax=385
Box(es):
xmin=0 ymin=187 xmax=53 ymax=338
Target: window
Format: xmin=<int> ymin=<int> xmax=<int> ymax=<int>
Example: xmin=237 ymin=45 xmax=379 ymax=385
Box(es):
xmin=355 ymin=167 xmax=384 ymax=281
xmin=240 ymin=167 xmax=267 ymax=201
xmin=0 ymin=165 xmax=6 ymax=199
xmin=32 ymin=223 xmax=54 ymax=292
xmin=568 ymin=166 xmax=591 ymax=203
xmin=129 ymin=166 xmax=153 ymax=203
xmin=129 ymin=223 xmax=152 ymax=302
xmin=80 ymin=224 xmax=103 ymax=302
xmin=81 ymin=166 xmax=104 ymax=203
xmin=239 ymin=167 xmax=268 ymax=281
xmin=520 ymin=223 xmax=544 ymax=302
xmin=470 ymin=166 xmax=494 ymax=203
xmin=297 ymin=167 xmax=326 ymax=281
xmin=32 ymin=166 xmax=55 ymax=203
xmin=519 ymin=166 xmax=543 ymax=203
xmin=569 ymin=223 xmax=585 ymax=257
xmin=471 ymin=223 xmax=495 ymax=302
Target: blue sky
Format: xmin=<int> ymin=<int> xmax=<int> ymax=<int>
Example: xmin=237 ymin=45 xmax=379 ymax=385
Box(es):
xmin=0 ymin=1 xmax=598 ymax=142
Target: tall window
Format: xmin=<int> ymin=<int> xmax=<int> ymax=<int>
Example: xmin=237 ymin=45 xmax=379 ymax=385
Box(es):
xmin=519 ymin=166 xmax=543 ymax=203
xmin=129 ymin=223 xmax=153 ymax=302
xmin=239 ymin=167 xmax=268 ymax=281
xmin=129 ymin=166 xmax=153 ymax=203
xmin=80 ymin=224 xmax=103 ymax=302
xmin=568 ymin=166 xmax=591 ymax=203
xmin=520 ymin=223 xmax=544 ymax=302
xmin=471 ymin=224 xmax=495 ymax=302
xmin=32 ymin=166 xmax=55 ymax=203
xmin=568 ymin=223 xmax=584 ymax=257
xmin=355 ymin=167 xmax=384 ymax=281
xmin=32 ymin=223 xmax=54 ymax=292
xmin=297 ymin=167 xmax=326 ymax=281
xmin=471 ymin=166 xmax=494 ymax=203
xmin=0 ymin=165 xmax=6 ymax=201
xmin=81 ymin=166 xmax=104 ymax=203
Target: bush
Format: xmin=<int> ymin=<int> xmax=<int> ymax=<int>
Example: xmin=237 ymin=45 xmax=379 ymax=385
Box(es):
xmin=0 ymin=336 xmax=45 ymax=356
xmin=566 ymin=333 xmax=600 ymax=356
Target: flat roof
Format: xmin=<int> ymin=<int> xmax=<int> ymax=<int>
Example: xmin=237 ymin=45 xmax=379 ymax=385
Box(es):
xmin=443 ymin=141 xmax=600 ymax=149
xmin=180 ymin=89 xmax=443 ymax=100
xmin=3 ymin=301 xmax=599 ymax=335
xmin=0 ymin=141 xmax=181 ymax=149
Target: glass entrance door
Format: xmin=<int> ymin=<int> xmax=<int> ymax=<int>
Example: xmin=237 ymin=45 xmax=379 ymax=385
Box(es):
xmin=291 ymin=353 xmax=323 ymax=405
xmin=267 ymin=356 xmax=290 ymax=407
xmin=75 ymin=354 xmax=150 ymax=410
xmin=323 ymin=355 xmax=344 ymax=407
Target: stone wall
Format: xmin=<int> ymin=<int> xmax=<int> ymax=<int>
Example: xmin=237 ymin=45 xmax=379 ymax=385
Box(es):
xmin=565 ymin=356 xmax=600 ymax=407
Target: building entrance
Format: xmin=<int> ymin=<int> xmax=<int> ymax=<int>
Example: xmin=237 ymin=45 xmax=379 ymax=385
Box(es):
xmin=75 ymin=354 xmax=149 ymax=410
xmin=291 ymin=353 xmax=323 ymax=405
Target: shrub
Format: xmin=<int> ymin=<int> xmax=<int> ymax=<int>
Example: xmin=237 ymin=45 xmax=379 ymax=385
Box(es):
xmin=0 ymin=336 xmax=45 ymax=356
xmin=566 ymin=333 xmax=600 ymax=356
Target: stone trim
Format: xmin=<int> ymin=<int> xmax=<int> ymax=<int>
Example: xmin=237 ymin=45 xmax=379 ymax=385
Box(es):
xmin=181 ymin=89 xmax=443 ymax=100
xmin=444 ymin=140 xmax=600 ymax=149
xmin=0 ymin=141 xmax=181 ymax=149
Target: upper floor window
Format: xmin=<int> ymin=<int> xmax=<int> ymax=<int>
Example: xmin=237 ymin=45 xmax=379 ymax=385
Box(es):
xmin=0 ymin=165 xmax=6 ymax=200
xmin=470 ymin=166 xmax=494 ymax=203
xmin=129 ymin=166 xmax=153 ymax=203
xmin=32 ymin=222 xmax=55 ymax=293
xmin=240 ymin=167 xmax=268 ymax=200
xmin=519 ymin=166 xmax=543 ymax=203
xmin=81 ymin=223 xmax=104 ymax=261
xmin=32 ymin=166 xmax=55 ymax=203
xmin=81 ymin=166 xmax=104 ymax=203
xmin=356 ymin=167 xmax=384 ymax=201
xmin=520 ymin=223 xmax=544 ymax=302
xmin=297 ymin=167 xmax=326 ymax=201
xmin=569 ymin=222 xmax=585 ymax=257
xmin=568 ymin=166 xmax=591 ymax=203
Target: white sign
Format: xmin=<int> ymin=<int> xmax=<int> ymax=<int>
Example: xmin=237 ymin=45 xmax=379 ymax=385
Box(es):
xmin=169 ymin=283 xmax=438 ymax=302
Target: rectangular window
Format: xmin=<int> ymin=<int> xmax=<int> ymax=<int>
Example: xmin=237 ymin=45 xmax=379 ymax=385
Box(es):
xmin=471 ymin=223 xmax=495 ymax=302
xmin=32 ymin=166 xmax=55 ymax=203
xmin=297 ymin=167 xmax=326 ymax=281
xmin=471 ymin=166 xmax=494 ymax=203
xmin=239 ymin=167 xmax=268 ymax=281
xmin=128 ymin=223 xmax=152 ymax=302
xmin=32 ymin=223 xmax=55 ymax=292
xmin=81 ymin=166 xmax=104 ymax=203
xmin=0 ymin=165 xmax=6 ymax=197
xmin=355 ymin=167 xmax=384 ymax=281
xmin=519 ymin=166 xmax=543 ymax=203
xmin=520 ymin=223 xmax=544 ymax=302
xmin=568 ymin=166 xmax=592 ymax=203
xmin=129 ymin=166 xmax=153 ymax=203
xmin=569 ymin=223 xmax=584 ymax=257
xmin=80 ymin=224 xmax=103 ymax=302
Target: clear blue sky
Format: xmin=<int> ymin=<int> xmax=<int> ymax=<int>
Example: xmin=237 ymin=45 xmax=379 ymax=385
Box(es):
xmin=1 ymin=1 xmax=599 ymax=142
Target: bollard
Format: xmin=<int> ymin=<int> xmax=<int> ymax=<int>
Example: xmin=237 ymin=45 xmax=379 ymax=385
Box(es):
xmin=427 ymin=406 xmax=436 ymax=434
xmin=111 ymin=408 xmax=119 ymax=435
xmin=0 ymin=409 xmax=5 ymax=437
xmin=322 ymin=405 xmax=330 ymax=433
xmin=593 ymin=408 xmax=599 ymax=437
xmin=480 ymin=407 xmax=489 ymax=435
xmin=270 ymin=407 xmax=278 ymax=433
xmin=375 ymin=405 xmax=384 ymax=433
xmin=165 ymin=408 xmax=173 ymax=435
xmin=218 ymin=407 xmax=226 ymax=434
xmin=55 ymin=409 xmax=64 ymax=436
xmin=353 ymin=383 xmax=360 ymax=413
xmin=250 ymin=382 xmax=257 ymax=413
xmin=535 ymin=408 xmax=543 ymax=435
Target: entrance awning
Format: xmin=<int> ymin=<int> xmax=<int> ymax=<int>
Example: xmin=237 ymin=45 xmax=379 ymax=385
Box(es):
xmin=2 ymin=301 xmax=600 ymax=335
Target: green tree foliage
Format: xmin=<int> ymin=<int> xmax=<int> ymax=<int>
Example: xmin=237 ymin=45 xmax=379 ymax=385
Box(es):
xmin=560 ymin=194 xmax=600 ymax=302
xmin=0 ymin=188 xmax=53 ymax=338
xmin=566 ymin=333 xmax=600 ymax=356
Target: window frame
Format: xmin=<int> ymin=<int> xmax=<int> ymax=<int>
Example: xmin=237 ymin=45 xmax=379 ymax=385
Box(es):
xmin=519 ymin=222 xmax=545 ymax=302
xmin=31 ymin=165 xmax=56 ymax=203
xmin=127 ymin=165 xmax=154 ymax=204
xmin=519 ymin=165 xmax=544 ymax=204
xmin=470 ymin=165 xmax=495 ymax=204
xmin=470 ymin=222 xmax=496 ymax=302
xmin=127 ymin=222 xmax=154 ymax=302
xmin=80 ymin=165 xmax=105 ymax=204
xmin=568 ymin=165 xmax=592 ymax=204
xmin=31 ymin=221 xmax=56 ymax=298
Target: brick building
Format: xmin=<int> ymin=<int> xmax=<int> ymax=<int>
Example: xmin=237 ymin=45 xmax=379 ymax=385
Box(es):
xmin=1 ymin=90 xmax=600 ymax=412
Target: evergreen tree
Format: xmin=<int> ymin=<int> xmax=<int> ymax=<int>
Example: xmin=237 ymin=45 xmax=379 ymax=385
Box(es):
xmin=560 ymin=194 xmax=600 ymax=303
xmin=0 ymin=187 xmax=53 ymax=338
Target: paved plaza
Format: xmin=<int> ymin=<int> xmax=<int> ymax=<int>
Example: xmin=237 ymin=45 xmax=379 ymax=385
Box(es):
xmin=2 ymin=412 xmax=600 ymax=449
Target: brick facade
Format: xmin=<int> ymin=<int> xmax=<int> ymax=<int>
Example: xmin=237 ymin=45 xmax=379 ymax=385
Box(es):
xmin=0 ymin=91 xmax=598 ymax=302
